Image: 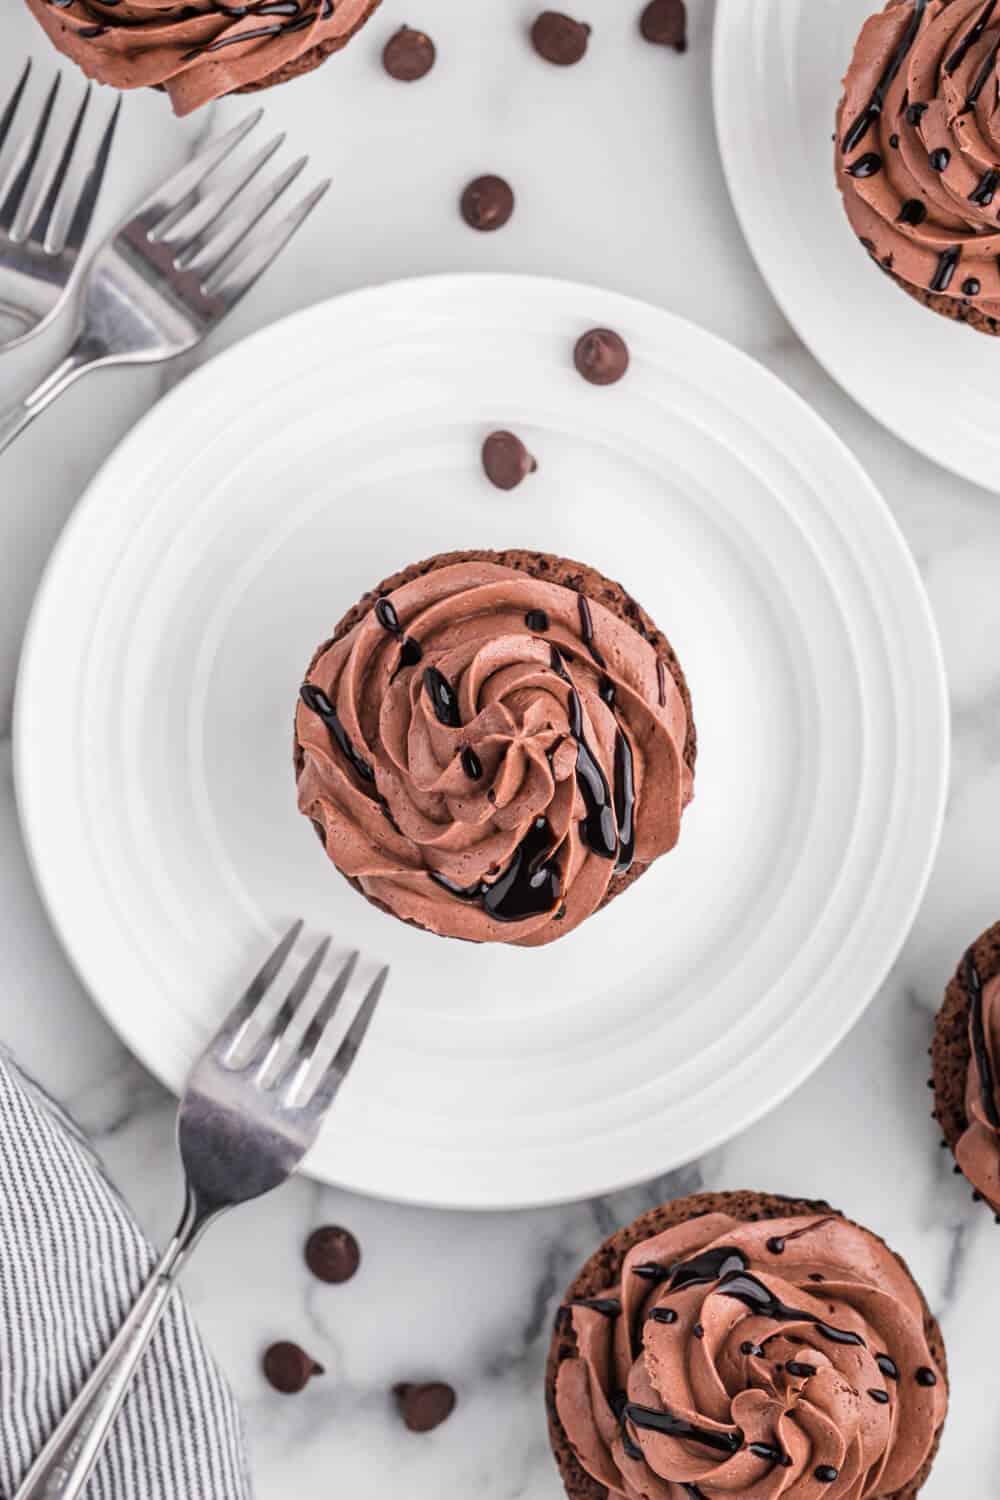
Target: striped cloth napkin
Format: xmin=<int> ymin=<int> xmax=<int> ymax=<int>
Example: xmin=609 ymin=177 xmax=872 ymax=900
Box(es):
xmin=0 ymin=1051 xmax=250 ymax=1499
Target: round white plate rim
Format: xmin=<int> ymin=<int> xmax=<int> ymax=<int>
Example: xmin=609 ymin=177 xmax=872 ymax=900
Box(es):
xmin=711 ymin=0 xmax=994 ymax=492
xmin=14 ymin=272 xmax=950 ymax=1210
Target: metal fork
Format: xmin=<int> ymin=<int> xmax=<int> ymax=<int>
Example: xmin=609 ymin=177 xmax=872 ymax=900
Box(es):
xmin=0 ymin=62 xmax=120 ymax=350
xmin=14 ymin=922 xmax=388 ymax=1500
xmin=0 ymin=109 xmax=329 ymax=458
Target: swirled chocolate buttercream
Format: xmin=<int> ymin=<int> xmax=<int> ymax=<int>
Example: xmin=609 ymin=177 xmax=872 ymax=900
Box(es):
xmin=954 ymin=955 xmax=1000 ymax=1209
xmin=25 ymin=0 xmax=380 ymax=117
xmin=556 ymin=1211 xmax=947 ymax=1499
xmin=836 ymin=0 xmax=1000 ymax=317
xmin=294 ymin=556 xmax=694 ymax=948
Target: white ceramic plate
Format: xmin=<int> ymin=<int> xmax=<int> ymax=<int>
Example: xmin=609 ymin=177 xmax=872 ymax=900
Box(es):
xmin=15 ymin=275 xmax=948 ymax=1210
xmin=713 ymin=0 xmax=1000 ymax=492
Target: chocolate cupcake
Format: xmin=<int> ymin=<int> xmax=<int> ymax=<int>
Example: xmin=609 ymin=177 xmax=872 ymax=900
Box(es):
xmin=835 ymin=0 xmax=1000 ymax=335
xmin=24 ymin=0 xmax=383 ymax=117
xmin=932 ymin=920 xmax=1000 ymax=1215
xmin=294 ymin=548 xmax=695 ymax=949
xmin=546 ymin=1191 xmax=948 ymax=1500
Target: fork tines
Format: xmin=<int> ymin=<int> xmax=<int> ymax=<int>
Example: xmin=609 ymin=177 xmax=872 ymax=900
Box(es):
xmin=128 ymin=110 xmax=330 ymax=313
xmin=0 ymin=61 xmax=120 ymax=251
xmin=218 ymin=923 xmax=386 ymax=1111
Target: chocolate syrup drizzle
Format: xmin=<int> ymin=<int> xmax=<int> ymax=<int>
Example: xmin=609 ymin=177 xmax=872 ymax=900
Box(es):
xmin=461 ymin=746 xmax=483 ymax=781
xmin=299 ymin=684 xmax=374 ymax=785
xmin=428 ymin=816 xmax=562 ymax=923
xmin=375 ymin=596 xmax=422 ymax=671
xmin=766 ymin=1217 xmax=835 ymax=1255
xmin=624 ymin=1403 xmax=743 ymax=1457
xmin=945 ymin=0 xmax=998 ymax=73
xmin=670 ymin=1246 xmax=749 ymax=1290
xmin=963 ymin=36 xmax=1000 ymax=111
xmin=842 ymin=0 xmax=928 ymax=153
xmin=423 ymin=667 xmax=462 ymax=728
xmin=45 ymin=0 xmax=335 ymax=49
xmin=970 ymin=169 xmax=1000 ymax=206
xmin=718 ymin=1270 xmax=865 ymax=1348
xmin=897 ymin=198 xmax=927 ymax=225
xmin=571 ymin=1296 xmax=622 ymax=1317
xmin=577 ymin=595 xmax=606 ymax=668
xmin=930 ymin=247 xmax=961 ymax=292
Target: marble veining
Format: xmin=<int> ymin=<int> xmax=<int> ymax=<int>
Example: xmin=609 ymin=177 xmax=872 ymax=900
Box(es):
xmin=0 ymin=0 xmax=996 ymax=1493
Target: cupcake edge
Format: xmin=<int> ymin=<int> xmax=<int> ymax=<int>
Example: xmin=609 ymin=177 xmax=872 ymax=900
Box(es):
xmin=234 ymin=6 xmax=383 ymax=97
xmin=932 ymin=919 xmax=1000 ymax=1210
xmin=292 ymin=546 xmax=697 ymax=939
xmin=544 ymin=1189 xmax=948 ymax=1500
xmin=881 ymin=262 xmax=1000 ymax=339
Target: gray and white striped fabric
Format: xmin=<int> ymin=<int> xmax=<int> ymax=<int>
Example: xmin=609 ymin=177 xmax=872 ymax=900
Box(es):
xmin=0 ymin=1053 xmax=251 ymax=1499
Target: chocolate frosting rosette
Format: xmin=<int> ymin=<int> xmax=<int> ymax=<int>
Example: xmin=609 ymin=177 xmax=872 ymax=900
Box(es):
xmin=25 ymin=0 xmax=382 ymax=117
xmin=294 ymin=550 xmax=695 ymax=948
xmin=548 ymin=1196 xmax=948 ymax=1500
xmin=836 ymin=0 xmax=1000 ymax=326
xmin=932 ymin=922 xmax=1000 ymax=1217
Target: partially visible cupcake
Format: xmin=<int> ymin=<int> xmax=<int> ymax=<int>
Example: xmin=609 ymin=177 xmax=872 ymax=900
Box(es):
xmin=24 ymin=0 xmax=383 ymax=117
xmin=835 ymin=0 xmax=1000 ymax=335
xmin=547 ymin=1191 xmax=948 ymax=1500
xmin=932 ymin=919 xmax=1000 ymax=1216
xmin=294 ymin=548 xmax=696 ymax=948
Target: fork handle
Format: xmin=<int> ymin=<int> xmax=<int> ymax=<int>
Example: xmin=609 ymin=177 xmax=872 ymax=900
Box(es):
xmin=0 ymin=336 xmax=107 ymax=460
xmin=13 ymin=1194 xmax=212 ymax=1500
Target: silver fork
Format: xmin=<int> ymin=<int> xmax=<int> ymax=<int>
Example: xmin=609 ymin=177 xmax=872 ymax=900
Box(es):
xmin=0 ymin=62 xmax=120 ymax=350
xmin=0 ymin=108 xmax=329 ymax=458
xmin=14 ymin=922 xmax=388 ymax=1500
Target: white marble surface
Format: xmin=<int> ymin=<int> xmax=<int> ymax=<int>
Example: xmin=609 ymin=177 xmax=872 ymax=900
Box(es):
xmin=0 ymin=2 xmax=995 ymax=1494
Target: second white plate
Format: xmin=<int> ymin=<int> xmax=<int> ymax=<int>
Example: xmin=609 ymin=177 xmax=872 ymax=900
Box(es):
xmin=714 ymin=0 xmax=1000 ymax=492
xmin=15 ymin=275 xmax=948 ymax=1209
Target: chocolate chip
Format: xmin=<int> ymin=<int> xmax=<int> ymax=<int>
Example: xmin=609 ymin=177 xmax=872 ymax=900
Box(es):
xmin=263 ymin=1342 xmax=324 ymax=1394
xmin=639 ymin=0 xmax=687 ymax=51
xmin=383 ymin=26 xmax=436 ymax=81
xmin=531 ymin=11 xmax=591 ymax=65
xmin=482 ymin=430 xmax=537 ymax=490
xmin=574 ymin=328 xmax=629 ymax=385
xmin=393 ymin=1381 xmax=457 ymax=1432
xmin=460 ymin=175 xmax=515 ymax=232
xmin=305 ymin=1225 xmax=361 ymax=1284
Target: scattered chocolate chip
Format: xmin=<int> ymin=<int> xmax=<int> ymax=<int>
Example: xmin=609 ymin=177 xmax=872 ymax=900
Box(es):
xmin=916 ymin=1366 xmax=938 ymax=1387
xmin=393 ymin=1381 xmax=457 ymax=1432
xmin=263 ymin=1342 xmax=324 ymax=1394
xmin=482 ymin=430 xmax=537 ymax=490
xmin=383 ymin=26 xmax=436 ymax=81
xmin=639 ymin=0 xmax=686 ymax=51
xmin=305 ymin=1225 xmax=361 ymax=1284
xmin=460 ymin=175 xmax=515 ymax=232
xmin=574 ymin=328 xmax=630 ymax=385
xmin=531 ymin=11 xmax=591 ymax=65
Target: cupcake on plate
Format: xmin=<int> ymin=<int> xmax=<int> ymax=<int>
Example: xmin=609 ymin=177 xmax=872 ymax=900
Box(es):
xmin=294 ymin=548 xmax=696 ymax=949
xmin=932 ymin=919 xmax=1000 ymax=1216
xmin=836 ymin=0 xmax=1000 ymax=335
xmin=547 ymin=1191 xmax=948 ymax=1500
xmin=24 ymin=0 xmax=383 ymax=117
